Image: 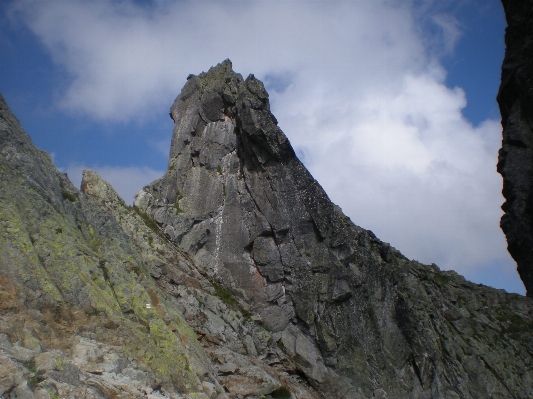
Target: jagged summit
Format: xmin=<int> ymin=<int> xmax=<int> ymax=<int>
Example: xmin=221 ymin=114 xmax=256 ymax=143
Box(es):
xmin=168 ymin=59 xmax=294 ymax=168
xmin=135 ymin=59 xmax=374 ymax=325
xmin=131 ymin=60 xmax=533 ymax=398
xmin=1 ymin=57 xmax=533 ymax=398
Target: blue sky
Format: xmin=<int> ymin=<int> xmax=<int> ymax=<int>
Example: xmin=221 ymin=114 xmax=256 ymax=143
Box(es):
xmin=0 ymin=0 xmax=521 ymax=294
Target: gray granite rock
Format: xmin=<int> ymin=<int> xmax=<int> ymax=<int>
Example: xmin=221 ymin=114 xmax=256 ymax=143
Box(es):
xmin=82 ymin=169 xmax=320 ymax=398
xmin=136 ymin=60 xmax=533 ymax=398
xmin=2 ymin=41 xmax=533 ymax=397
xmin=0 ymin=94 xmax=218 ymax=398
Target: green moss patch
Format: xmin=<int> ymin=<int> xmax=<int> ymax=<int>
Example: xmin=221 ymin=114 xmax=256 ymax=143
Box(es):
xmin=174 ymin=202 xmax=185 ymax=214
xmin=213 ymin=282 xmax=238 ymax=308
xmin=61 ymin=190 xmax=77 ymax=202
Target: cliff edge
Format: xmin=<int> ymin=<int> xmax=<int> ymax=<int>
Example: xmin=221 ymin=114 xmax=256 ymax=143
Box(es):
xmin=497 ymin=0 xmax=533 ymax=298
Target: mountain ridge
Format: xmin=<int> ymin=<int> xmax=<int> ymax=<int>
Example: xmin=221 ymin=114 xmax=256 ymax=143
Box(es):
xmin=132 ymin=60 xmax=533 ymax=398
xmin=0 ymin=42 xmax=532 ymax=399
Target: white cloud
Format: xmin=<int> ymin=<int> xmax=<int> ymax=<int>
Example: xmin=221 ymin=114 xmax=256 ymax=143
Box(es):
xmin=272 ymin=72 xmax=509 ymax=278
xmin=63 ymin=164 xmax=164 ymax=205
xmin=10 ymin=0 xmax=523 ymax=293
xmin=10 ymin=0 xmax=427 ymax=121
xmin=431 ymin=14 xmax=463 ymax=55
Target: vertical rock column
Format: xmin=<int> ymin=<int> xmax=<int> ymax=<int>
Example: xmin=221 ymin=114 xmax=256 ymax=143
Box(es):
xmin=134 ymin=60 xmax=298 ymax=331
xmin=497 ymin=0 xmax=533 ymax=297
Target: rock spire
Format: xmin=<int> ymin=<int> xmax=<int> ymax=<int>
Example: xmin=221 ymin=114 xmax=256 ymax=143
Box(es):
xmin=134 ymin=60 xmax=533 ymax=398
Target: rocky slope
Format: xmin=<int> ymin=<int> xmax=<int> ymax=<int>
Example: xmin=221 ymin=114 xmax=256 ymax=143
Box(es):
xmin=135 ymin=60 xmax=533 ymax=398
xmin=81 ymin=169 xmax=322 ymax=399
xmin=497 ymin=0 xmax=533 ymax=298
xmin=0 ymin=93 xmax=225 ymax=398
xmin=1 ymin=55 xmax=533 ymax=398
xmin=0 ymin=91 xmax=323 ymax=398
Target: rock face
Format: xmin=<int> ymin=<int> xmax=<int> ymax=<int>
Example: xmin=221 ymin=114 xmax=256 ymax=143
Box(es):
xmin=0 ymin=93 xmax=221 ymax=398
xmin=497 ymin=0 xmax=533 ymax=298
xmin=1 ymin=54 xmax=533 ymax=397
xmin=81 ymin=169 xmax=323 ymax=399
xmin=0 ymin=91 xmax=320 ymax=398
xmin=135 ymin=60 xmax=533 ymax=398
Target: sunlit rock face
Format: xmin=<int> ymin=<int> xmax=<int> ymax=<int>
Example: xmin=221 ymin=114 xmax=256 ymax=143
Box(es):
xmin=0 ymin=92 xmax=321 ymax=399
xmin=135 ymin=60 xmax=533 ymax=398
xmin=1 ymin=54 xmax=533 ymax=398
xmin=498 ymin=0 xmax=533 ymax=299
xmin=0 ymin=93 xmax=218 ymax=398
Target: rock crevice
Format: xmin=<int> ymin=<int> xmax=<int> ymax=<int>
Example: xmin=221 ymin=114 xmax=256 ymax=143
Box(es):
xmin=132 ymin=60 xmax=533 ymax=398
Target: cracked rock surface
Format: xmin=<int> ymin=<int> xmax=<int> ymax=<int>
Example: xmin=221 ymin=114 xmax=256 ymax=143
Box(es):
xmin=135 ymin=60 xmax=533 ymax=398
xmin=0 ymin=93 xmax=221 ymax=399
xmin=1 ymin=45 xmax=533 ymax=397
xmin=82 ymin=169 xmax=322 ymax=399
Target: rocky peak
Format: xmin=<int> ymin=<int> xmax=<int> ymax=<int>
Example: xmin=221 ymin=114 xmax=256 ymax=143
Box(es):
xmin=81 ymin=169 xmax=126 ymax=206
xmin=2 ymin=13 xmax=533 ymax=393
xmin=1 ymin=55 xmax=533 ymax=396
xmin=133 ymin=60 xmax=533 ymax=398
xmin=135 ymin=60 xmax=370 ymax=329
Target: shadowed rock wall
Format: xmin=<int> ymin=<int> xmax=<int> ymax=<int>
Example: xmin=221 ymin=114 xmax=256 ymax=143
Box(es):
xmin=498 ymin=0 xmax=533 ymax=298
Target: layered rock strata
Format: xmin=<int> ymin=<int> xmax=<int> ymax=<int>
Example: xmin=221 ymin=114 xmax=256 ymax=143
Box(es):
xmin=136 ymin=60 xmax=533 ymax=398
xmin=497 ymin=0 xmax=533 ymax=298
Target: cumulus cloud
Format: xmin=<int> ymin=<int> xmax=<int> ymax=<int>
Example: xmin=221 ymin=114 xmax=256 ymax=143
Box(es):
xmin=9 ymin=0 xmax=426 ymax=121
xmin=63 ymin=164 xmax=164 ymax=205
xmin=271 ymin=71 xmax=509 ymax=278
xmin=10 ymin=0 xmax=522 ymax=292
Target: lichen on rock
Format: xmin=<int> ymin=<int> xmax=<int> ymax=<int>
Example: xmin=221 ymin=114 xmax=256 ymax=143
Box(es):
xmin=1 ymin=46 xmax=533 ymax=398
xmin=134 ymin=61 xmax=533 ymax=398
xmin=0 ymin=93 xmax=218 ymax=398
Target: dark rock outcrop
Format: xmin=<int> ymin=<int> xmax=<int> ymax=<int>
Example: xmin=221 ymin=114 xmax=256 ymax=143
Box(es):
xmin=136 ymin=60 xmax=533 ymax=398
xmin=497 ymin=0 xmax=533 ymax=298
